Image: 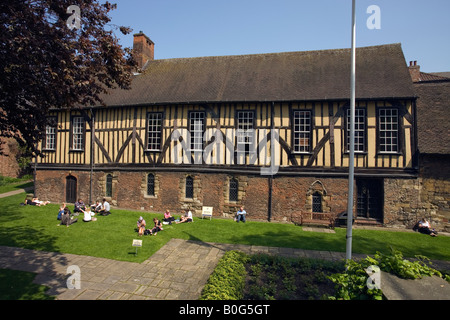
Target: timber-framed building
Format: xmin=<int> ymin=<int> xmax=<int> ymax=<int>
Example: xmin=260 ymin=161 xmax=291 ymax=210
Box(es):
xmin=35 ymin=32 xmax=428 ymax=228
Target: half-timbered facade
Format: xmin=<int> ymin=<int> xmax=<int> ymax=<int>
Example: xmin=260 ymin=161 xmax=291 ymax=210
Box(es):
xmin=35 ymin=33 xmax=420 ymax=227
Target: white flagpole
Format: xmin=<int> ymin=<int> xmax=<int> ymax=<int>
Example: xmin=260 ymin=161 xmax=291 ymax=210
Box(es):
xmin=346 ymin=0 xmax=356 ymax=261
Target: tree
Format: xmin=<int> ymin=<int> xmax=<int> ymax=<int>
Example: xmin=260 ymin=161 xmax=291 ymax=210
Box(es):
xmin=0 ymin=0 xmax=136 ymax=155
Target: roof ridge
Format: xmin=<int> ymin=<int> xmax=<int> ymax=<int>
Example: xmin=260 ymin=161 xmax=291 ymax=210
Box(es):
xmin=149 ymin=43 xmax=403 ymax=63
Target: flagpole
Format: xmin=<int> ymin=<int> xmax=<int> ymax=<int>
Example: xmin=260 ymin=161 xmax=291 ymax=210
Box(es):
xmin=346 ymin=0 xmax=356 ymax=261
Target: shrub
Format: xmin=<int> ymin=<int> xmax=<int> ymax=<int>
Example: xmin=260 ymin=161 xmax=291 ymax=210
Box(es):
xmin=200 ymin=250 xmax=249 ymax=300
xmin=327 ymin=248 xmax=443 ymax=300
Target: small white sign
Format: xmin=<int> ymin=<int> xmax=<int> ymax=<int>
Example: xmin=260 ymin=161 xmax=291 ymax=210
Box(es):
xmin=132 ymin=239 xmax=143 ymax=247
xmin=202 ymin=206 xmax=213 ymax=220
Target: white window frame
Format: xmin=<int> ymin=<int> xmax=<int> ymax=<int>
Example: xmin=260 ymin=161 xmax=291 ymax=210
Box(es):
xmin=236 ymin=110 xmax=255 ymax=154
xmin=72 ymin=116 xmax=84 ymax=151
xmin=346 ymin=108 xmax=366 ymax=153
xmin=146 ymin=112 xmax=163 ymax=151
xmin=378 ymin=108 xmax=399 ymax=153
xmin=292 ymin=110 xmax=311 ymax=153
xmin=189 ymin=111 xmax=205 ymax=152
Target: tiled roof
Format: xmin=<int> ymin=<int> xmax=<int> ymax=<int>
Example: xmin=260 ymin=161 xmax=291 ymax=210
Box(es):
xmin=414 ymin=81 xmax=450 ymax=154
xmin=418 ymin=72 xmax=450 ymax=82
xmin=98 ymin=43 xmax=415 ymax=107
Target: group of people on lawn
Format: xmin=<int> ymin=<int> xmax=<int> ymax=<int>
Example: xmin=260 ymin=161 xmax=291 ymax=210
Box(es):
xmin=136 ymin=206 xmax=248 ymax=236
xmin=137 ymin=209 xmax=193 ymax=236
xmin=57 ymin=198 xmax=111 ymax=227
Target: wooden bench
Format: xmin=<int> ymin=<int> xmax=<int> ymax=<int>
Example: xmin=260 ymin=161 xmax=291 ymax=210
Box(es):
xmin=300 ymin=212 xmax=335 ymax=228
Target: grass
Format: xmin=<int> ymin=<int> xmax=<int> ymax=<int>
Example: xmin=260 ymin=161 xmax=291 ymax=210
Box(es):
xmin=1 ymin=192 xmax=450 ymax=263
xmin=0 ymin=269 xmax=54 ymax=300
xmin=0 ymin=175 xmax=33 ymax=194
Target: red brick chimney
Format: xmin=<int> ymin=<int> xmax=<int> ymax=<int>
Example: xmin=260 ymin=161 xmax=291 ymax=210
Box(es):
xmin=133 ymin=31 xmax=154 ymax=70
xmin=408 ymin=60 xmax=420 ymax=83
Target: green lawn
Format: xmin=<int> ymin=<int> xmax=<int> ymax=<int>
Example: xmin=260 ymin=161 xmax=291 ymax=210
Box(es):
xmin=1 ymin=192 xmax=449 ymax=263
xmin=0 ymin=269 xmax=54 ymax=300
xmin=0 ymin=175 xmax=33 ymax=194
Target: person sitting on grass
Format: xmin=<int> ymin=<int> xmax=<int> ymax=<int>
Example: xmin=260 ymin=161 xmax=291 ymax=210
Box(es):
xmin=74 ymin=199 xmax=86 ymax=215
xmin=176 ymin=209 xmax=193 ymax=224
xmin=163 ymin=209 xmax=175 ymax=225
xmin=137 ymin=216 xmax=146 ymax=236
xmin=235 ymin=206 xmax=247 ymax=223
xmin=91 ymin=201 xmax=102 ymax=213
xmin=98 ymin=198 xmax=111 ymax=216
xmin=81 ymin=207 xmax=96 ymax=222
xmin=149 ymin=217 xmax=163 ymax=235
xmin=58 ymin=208 xmax=77 ymax=227
xmin=57 ymin=203 xmax=68 ymax=220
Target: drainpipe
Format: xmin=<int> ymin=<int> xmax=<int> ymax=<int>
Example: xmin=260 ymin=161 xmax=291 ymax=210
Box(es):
xmin=267 ymin=101 xmax=275 ymax=222
xmin=89 ymin=108 xmax=95 ymax=205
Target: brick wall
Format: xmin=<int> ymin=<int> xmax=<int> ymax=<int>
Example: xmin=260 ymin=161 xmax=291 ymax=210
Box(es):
xmin=35 ymin=168 xmax=449 ymax=231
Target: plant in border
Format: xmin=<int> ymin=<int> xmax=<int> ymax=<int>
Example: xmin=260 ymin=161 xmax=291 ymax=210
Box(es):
xmin=327 ymin=248 xmax=443 ymax=300
xmin=200 ymin=250 xmax=249 ymax=300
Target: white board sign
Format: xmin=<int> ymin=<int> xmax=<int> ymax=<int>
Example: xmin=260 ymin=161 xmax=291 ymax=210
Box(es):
xmin=202 ymin=206 xmax=213 ymax=220
xmin=132 ymin=239 xmax=143 ymax=247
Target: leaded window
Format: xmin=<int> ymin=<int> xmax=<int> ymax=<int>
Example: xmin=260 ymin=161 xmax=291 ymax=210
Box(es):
xmin=147 ymin=173 xmax=155 ymax=196
xmin=312 ymin=192 xmax=322 ymax=213
xmin=229 ymin=178 xmax=238 ymax=202
xmin=185 ymin=176 xmax=194 ymax=199
xmin=106 ymin=174 xmax=113 ymax=197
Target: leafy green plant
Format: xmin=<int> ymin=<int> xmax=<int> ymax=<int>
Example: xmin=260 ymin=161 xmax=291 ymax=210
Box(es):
xmin=327 ymin=248 xmax=444 ymax=300
xmin=200 ymin=250 xmax=249 ymax=300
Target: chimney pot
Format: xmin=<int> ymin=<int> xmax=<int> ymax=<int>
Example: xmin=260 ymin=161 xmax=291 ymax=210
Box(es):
xmin=133 ymin=32 xmax=154 ymax=70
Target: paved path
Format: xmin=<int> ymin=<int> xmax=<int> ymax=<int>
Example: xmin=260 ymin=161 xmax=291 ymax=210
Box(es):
xmin=0 ymin=187 xmax=33 ymax=199
xmin=1 ymin=239 xmax=449 ymax=300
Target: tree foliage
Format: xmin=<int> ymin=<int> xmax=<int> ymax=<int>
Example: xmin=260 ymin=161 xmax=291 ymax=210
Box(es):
xmin=0 ymin=0 xmax=136 ymax=155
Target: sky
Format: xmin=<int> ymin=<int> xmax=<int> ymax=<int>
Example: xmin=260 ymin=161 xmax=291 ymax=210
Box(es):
xmin=108 ymin=0 xmax=450 ymax=73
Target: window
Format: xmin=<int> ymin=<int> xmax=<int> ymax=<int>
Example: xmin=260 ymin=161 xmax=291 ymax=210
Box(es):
xmin=293 ymin=110 xmax=311 ymax=153
xmin=146 ymin=112 xmax=163 ymax=151
xmin=189 ymin=111 xmax=205 ymax=151
xmin=185 ymin=176 xmax=194 ymax=199
xmin=147 ymin=173 xmax=155 ymax=197
xmin=378 ymin=108 xmax=398 ymax=153
xmin=71 ymin=116 xmax=84 ymax=151
xmin=236 ymin=110 xmax=255 ymax=154
xmin=106 ymin=174 xmax=113 ymax=197
xmin=44 ymin=118 xmax=57 ymax=150
xmin=312 ymin=192 xmax=322 ymax=213
xmin=229 ymin=178 xmax=238 ymax=202
xmin=346 ymin=108 xmax=366 ymax=152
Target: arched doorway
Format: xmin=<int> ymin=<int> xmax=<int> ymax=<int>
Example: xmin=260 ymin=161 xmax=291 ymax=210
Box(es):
xmin=66 ymin=175 xmax=77 ymax=203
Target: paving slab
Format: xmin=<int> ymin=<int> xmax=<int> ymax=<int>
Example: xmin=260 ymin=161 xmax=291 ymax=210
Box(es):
xmin=381 ymin=271 xmax=450 ymax=300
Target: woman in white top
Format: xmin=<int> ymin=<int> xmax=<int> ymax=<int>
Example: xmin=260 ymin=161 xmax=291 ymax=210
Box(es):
xmin=417 ymin=218 xmax=437 ymax=237
xmin=176 ymin=210 xmax=193 ymax=223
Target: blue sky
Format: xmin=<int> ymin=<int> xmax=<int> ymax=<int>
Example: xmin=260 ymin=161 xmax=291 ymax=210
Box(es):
xmin=108 ymin=0 xmax=450 ymax=72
